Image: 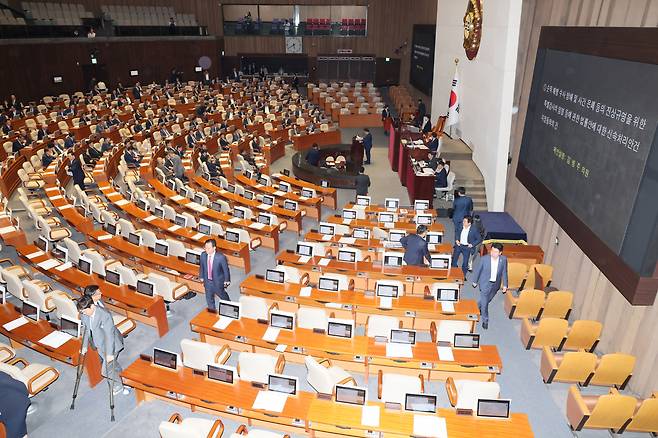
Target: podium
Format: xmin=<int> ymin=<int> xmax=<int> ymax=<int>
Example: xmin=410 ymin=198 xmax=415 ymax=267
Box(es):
xmin=351 ymin=137 xmax=364 ymax=168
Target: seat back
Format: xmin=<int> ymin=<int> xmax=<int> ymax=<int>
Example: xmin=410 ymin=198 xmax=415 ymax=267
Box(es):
xmin=166 ymin=239 xmax=187 ymax=258
xmin=3 ymin=270 xmax=25 ymax=301
xmin=587 ymin=393 xmax=637 ymax=429
xmin=555 ymin=351 xmax=597 ymax=382
xmin=436 ymin=320 xmax=473 ymax=344
xmin=297 ymin=307 xmax=328 ymax=330
xmin=140 ymin=229 xmax=157 ymax=249
xmin=533 ymin=317 xmax=569 ymax=348
xmin=507 ymin=262 xmax=528 ymax=290
xmin=625 ymin=397 xmax=658 ymax=433
xmin=53 ymin=293 xmax=78 ymax=320
xmin=590 ymin=353 xmax=635 ymax=387
xmin=454 ymin=379 xmax=501 ymax=411
xmin=180 ymin=338 xmax=219 ymax=371
xmin=527 ymin=263 xmax=553 ymax=289
xmin=147 ymin=273 xmax=174 ymax=301
xmin=238 ymin=352 xmax=276 ymax=383
xmin=541 ymin=291 xmax=573 ymax=319
xmin=23 ymin=280 xmax=50 ymax=312
xmin=239 ymin=295 xmax=268 ymax=320
xmin=513 ymin=289 xmax=545 ymax=319
xmin=84 ymin=251 xmax=108 ymax=276
xmin=118 ymin=218 xmax=135 ymax=238
xmin=366 ymin=315 xmax=399 ymax=338
xmin=63 ymin=238 xmax=82 ymax=264
xmin=115 ymin=265 xmax=139 ymax=288
xmin=562 ymin=320 xmax=602 ymax=352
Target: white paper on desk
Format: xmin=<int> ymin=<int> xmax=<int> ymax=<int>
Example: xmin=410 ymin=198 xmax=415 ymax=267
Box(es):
xmin=297 ymin=255 xmax=311 ymax=264
xmin=318 ymin=258 xmax=331 ymax=267
xmin=45 ymin=187 xmax=59 ymax=192
xmin=257 ymin=204 xmax=272 ymax=211
xmin=55 ymin=261 xmax=73 ymax=271
xmin=386 ymin=342 xmax=413 ymax=358
xmin=299 ymin=196 xmax=309 ymax=201
xmin=115 ymin=199 xmax=129 ymax=206
xmin=192 ymin=233 xmax=205 ymax=240
xmin=384 ymin=222 xmax=394 ymax=229
xmin=437 ymin=346 xmax=454 ymax=362
xmin=400 ymin=209 xmax=408 ymax=214
xmin=325 ymin=302 xmax=342 ymax=309
xmin=49 ymin=195 xmax=63 ymax=201
xmin=171 ymin=195 xmax=185 ymax=202
xmin=0 ymin=226 xmax=17 ymax=234
xmin=321 ymin=235 xmax=332 ymax=241
xmin=361 ymin=405 xmax=381 ymax=427
xmin=212 ymin=316 xmax=234 ymax=330
xmin=25 ymin=250 xmax=45 ymax=259
xmin=262 ymin=326 xmax=280 ymax=343
xmin=168 ymin=225 xmax=181 ymax=232
xmin=249 ymin=222 xmax=266 ymax=230
xmin=342 ymin=219 xmax=352 ymax=225
xmin=272 ymin=173 xmax=282 ymax=178
xmin=339 ymin=237 xmax=356 ymax=245
xmin=273 ymin=191 xmax=285 ymax=196
xmin=379 ymin=296 xmax=393 ymax=309
xmin=3 ymin=316 xmax=29 ymax=331
xmin=228 ymin=217 xmax=240 ymax=224
xmin=413 ymin=415 xmax=447 ymax=438
xmin=144 ymin=215 xmax=157 ymax=222
xmin=428 ymin=244 xmax=436 ymax=252
xmin=59 ymin=204 xmax=73 ymax=210
xmin=300 ymin=287 xmax=312 ymax=297
xmin=275 ymin=344 xmax=287 ymax=353
xmin=37 ymin=259 xmax=61 ymax=270
xmin=38 ymin=331 xmax=73 ymax=349
xmin=97 ymin=234 xmax=113 ymax=241
xmin=252 ymin=390 xmax=288 ymax=413
xmin=440 ymin=301 xmax=455 ymax=314
xmin=188 ymin=203 xmax=206 ymax=212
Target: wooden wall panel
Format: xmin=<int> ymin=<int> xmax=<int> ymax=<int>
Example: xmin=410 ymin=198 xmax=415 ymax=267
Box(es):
xmin=506 ymin=0 xmax=658 ymax=397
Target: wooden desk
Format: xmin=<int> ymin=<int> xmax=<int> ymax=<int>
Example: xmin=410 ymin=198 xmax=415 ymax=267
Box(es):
xmin=16 ymin=244 xmax=170 ymax=337
xmin=342 ymin=203 xmax=438 ymax=218
xmin=121 ymin=358 xmax=313 ymax=435
xmin=190 ymin=311 xmax=499 ymax=381
xmin=292 ymin=130 xmax=342 ymax=151
xmin=270 ymin=173 xmax=337 ymax=210
xmin=0 ymin=303 xmax=102 ymax=387
xmin=338 ymin=112 xmax=383 ymax=128
xmin=307 ymin=399 xmax=533 ymax=438
xmin=406 ymin=162 xmax=436 ymax=209
xmin=240 ymin=275 xmax=478 ymax=330
xmin=276 ymin=251 xmax=464 ymax=295
xmin=481 ymin=243 xmax=544 ymax=266
xmin=235 ymin=174 xmax=321 ymax=222
xmin=326 ymin=215 xmax=445 ymax=234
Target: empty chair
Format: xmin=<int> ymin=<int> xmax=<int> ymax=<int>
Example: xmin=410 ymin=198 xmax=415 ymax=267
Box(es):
xmin=232 ymin=424 xmax=289 ymax=438
xmin=566 ymin=385 xmax=636 ymax=432
xmin=166 ymin=239 xmax=187 ymax=258
xmin=445 ymin=377 xmax=501 ymax=411
xmin=237 ymin=352 xmax=284 ymax=384
xmin=114 ymin=265 xmax=147 ymax=288
xmin=0 ymin=358 xmax=59 ymax=413
xmin=296 ymin=307 xmax=329 ymax=330
xmin=139 ymin=229 xmax=157 ymax=249
xmin=239 ymin=296 xmax=270 ymax=320
xmin=431 ymin=320 xmax=473 ymax=344
xmin=540 ymin=347 xmax=597 ymax=384
xmin=507 ymin=262 xmax=528 ymax=291
xmin=377 ymin=370 xmax=423 ymax=405
xmin=23 ymin=280 xmax=64 ymax=317
xmin=37 ymin=216 xmax=71 ymax=242
xmin=620 ymin=394 xmax=658 ymax=434
xmin=365 ymin=315 xmax=400 ymax=339
xmin=159 ymin=413 xmax=224 ymax=438
xmin=180 ymin=339 xmax=230 ymax=372
xmin=272 ymin=265 xmax=308 ymax=285
xmin=526 ymin=263 xmax=553 ymax=289
xmin=504 ymin=289 xmax=544 ymax=319
xmin=304 ymin=356 xmax=355 ymax=394
xmin=589 ymin=353 xmax=635 ymax=389
xmin=560 ymin=320 xmax=602 ymax=352
xmin=0 ymin=342 xmax=16 ymax=363
xmin=539 ymin=290 xmax=573 ymax=319
xmin=146 ymin=273 xmax=189 ymax=303
xmin=520 ymin=317 xmax=569 ymax=349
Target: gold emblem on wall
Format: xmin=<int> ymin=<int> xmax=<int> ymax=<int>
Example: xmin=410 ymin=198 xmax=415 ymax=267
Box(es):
xmin=463 ymin=0 xmax=483 ymax=60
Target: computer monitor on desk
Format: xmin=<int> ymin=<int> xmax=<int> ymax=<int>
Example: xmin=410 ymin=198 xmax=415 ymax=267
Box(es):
xmin=219 ymin=300 xmax=241 ymax=319
xmin=376 ymin=283 xmax=399 ymax=298
xmin=268 ymin=374 xmax=298 ymax=395
xmin=353 ymin=228 xmax=370 ymax=239
xmin=356 ymin=195 xmax=371 ymax=206
xmin=390 ymin=329 xmax=416 ymax=345
xmin=270 ymin=311 xmax=295 ymax=330
xmin=198 ymin=222 xmax=212 ymax=235
xmin=318 ymin=277 xmax=340 ymax=292
xmin=106 ymin=269 xmax=121 ymax=286
xmin=477 ymin=399 xmax=511 ymax=419
xmin=154 ymin=240 xmax=169 ymax=257
xmin=22 ymin=301 xmax=39 ymax=322
xmin=342 ymin=209 xmax=357 ymax=220
xmin=174 ymin=215 xmax=187 ymax=228
xmin=36 ymin=236 xmax=49 ymax=252
xmin=296 ymin=243 xmax=313 ymax=257
xmin=454 ymin=333 xmax=480 ymax=349
xmin=335 ymin=385 xmax=367 ymax=405
xmin=78 ymin=257 xmax=92 ymax=275
xmin=265 ymin=269 xmax=284 ymax=283
xmin=60 ymin=315 xmax=81 ymax=338
xmin=136 ymin=279 xmax=155 ymax=297
xmin=207 ymin=364 xmax=236 ymax=384
xmin=414 ymin=200 xmax=430 ymax=211
xmin=185 ymin=250 xmax=201 ymax=265
xmin=430 ymin=254 xmax=451 ymax=270
xmin=405 ymin=393 xmax=437 ymax=413
xmin=262 ymin=195 xmax=274 ymax=206
xmin=128 ymin=233 xmax=141 ymax=246
xmin=319 ymin=223 xmax=335 ymax=236
xmin=383 ymin=252 xmax=403 ymax=267
xmin=284 ymin=200 xmax=298 ymax=211
xmin=337 ymin=249 xmax=357 ymax=263
xmin=426 ymin=232 xmax=442 ymax=244
xmin=153 ymin=348 xmax=178 ymax=370
xmin=385 ymin=198 xmax=399 ymax=210
xmin=327 ymin=318 xmax=353 ymax=339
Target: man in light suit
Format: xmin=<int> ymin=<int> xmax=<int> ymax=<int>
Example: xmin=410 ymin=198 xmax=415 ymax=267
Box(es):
xmin=471 ymin=243 xmax=508 ymax=329
xmin=452 ymin=215 xmax=482 ymax=275
xmin=199 ymin=239 xmax=231 ymax=311
xmin=77 ymin=292 xmax=129 ymax=394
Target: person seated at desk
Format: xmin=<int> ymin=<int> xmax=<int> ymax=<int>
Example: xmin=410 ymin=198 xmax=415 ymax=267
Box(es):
xmin=219 ymin=134 xmax=230 ymax=150
xmin=306 ymin=143 xmax=321 ymax=166
xmin=166 ymin=149 xmax=186 ymax=181
xmin=400 ymin=225 xmax=431 ymax=267
xmin=207 ymin=155 xmax=223 ymax=178
xmin=64 ymin=132 xmax=76 ymax=149
xmin=42 ymin=145 xmax=57 ymax=167
xmin=12 ymin=130 xmax=28 ymax=153
xmin=250 ymin=136 xmax=262 ymax=153
xmin=451 ymin=215 xmax=482 ymax=276
xmin=124 ymin=145 xmax=141 ymax=168
xmin=1 ymin=120 xmax=12 ymax=135
xmin=435 ymin=160 xmax=449 ymax=188
xmin=67 ymin=151 xmax=86 ymax=190
xmin=37 ymin=124 xmax=49 ymax=141
xmin=156 ymin=156 xmax=173 ymax=179
xmin=421 ymin=115 xmax=432 ymax=133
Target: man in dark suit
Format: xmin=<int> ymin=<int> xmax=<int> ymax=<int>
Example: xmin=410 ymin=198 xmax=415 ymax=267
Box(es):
xmin=400 ymin=225 xmax=431 ymax=266
xmin=362 ymin=128 xmax=373 ymax=164
xmin=471 ymin=243 xmax=508 ymax=329
xmin=199 ymin=239 xmax=231 ymax=311
xmin=427 ymin=132 xmax=439 ymax=154
xmin=68 ymin=152 xmax=86 ymax=190
xmin=306 ymin=143 xmax=321 ymax=166
xmin=451 ymin=215 xmax=482 ymax=276
xmin=186 ymin=132 xmax=197 ymax=148
xmin=354 ymin=166 xmax=370 ymax=196
xmin=0 ymin=370 xmax=30 ymax=438
xmin=452 ymin=187 xmax=473 ymax=237
xmin=64 ymin=132 xmax=76 ymax=149
xmin=77 ymin=293 xmax=129 ymax=394
xmin=132 ymin=82 xmax=142 ymax=100
xmin=416 ymin=99 xmax=426 ymax=126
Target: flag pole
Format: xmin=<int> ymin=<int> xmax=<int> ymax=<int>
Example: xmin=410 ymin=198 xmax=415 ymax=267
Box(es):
xmin=450 ymin=58 xmax=459 ymax=138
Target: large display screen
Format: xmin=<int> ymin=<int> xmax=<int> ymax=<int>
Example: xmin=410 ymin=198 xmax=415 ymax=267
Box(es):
xmin=516 ymin=27 xmax=658 ymax=304
xmin=409 ymin=25 xmax=435 ymax=96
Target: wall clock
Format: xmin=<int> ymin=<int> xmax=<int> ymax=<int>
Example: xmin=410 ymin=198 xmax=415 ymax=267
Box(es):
xmin=463 ymin=0 xmax=483 ymax=60
xmin=285 ymin=36 xmax=303 ymax=54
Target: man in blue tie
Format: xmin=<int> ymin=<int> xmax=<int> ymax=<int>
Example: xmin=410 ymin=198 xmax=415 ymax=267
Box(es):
xmin=362 ymin=128 xmax=373 ymax=164
xmin=471 ymin=242 xmax=508 ymax=329
xmin=199 ymin=239 xmax=231 ymax=311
